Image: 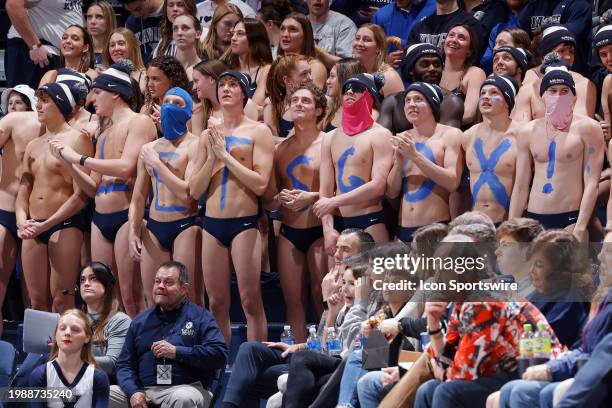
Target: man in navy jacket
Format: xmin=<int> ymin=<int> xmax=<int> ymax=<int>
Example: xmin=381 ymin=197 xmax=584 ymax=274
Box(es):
xmin=111 ymin=261 xmax=228 ymax=408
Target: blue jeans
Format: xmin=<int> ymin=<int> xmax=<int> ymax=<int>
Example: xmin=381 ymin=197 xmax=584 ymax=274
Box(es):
xmin=357 ymin=371 xmax=384 ymax=408
xmin=337 ymin=350 xmax=367 ymax=406
xmin=415 ymin=372 xmax=516 ymax=408
xmin=499 ymin=379 xmax=558 ymax=408
xmin=222 ymin=341 xmax=289 ymax=407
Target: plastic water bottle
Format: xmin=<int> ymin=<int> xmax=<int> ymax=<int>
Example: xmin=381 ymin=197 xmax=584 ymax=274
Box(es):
xmin=306 ymin=326 xmax=322 ymax=352
xmin=280 ymin=325 xmax=295 ymax=345
xmin=326 ymin=327 xmax=341 ymax=356
xmin=518 ymin=323 xmax=533 ymax=375
xmin=533 ymin=322 xmax=552 ymax=360
xmin=352 ymin=337 xmax=362 ymax=352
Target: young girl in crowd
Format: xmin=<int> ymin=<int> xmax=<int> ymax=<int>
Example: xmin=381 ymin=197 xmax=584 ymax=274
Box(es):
xmin=256 ymin=1 xmax=293 ymax=59
xmin=322 ymin=58 xmax=367 ymax=131
xmin=440 ymin=23 xmax=486 ymax=126
xmin=79 ymin=262 xmax=131 ymax=376
xmin=141 ymin=56 xmax=190 ymax=128
xmin=278 ymin=12 xmax=327 ymax=88
xmin=173 ymin=14 xmax=203 ymax=81
xmin=351 ymin=24 xmax=404 ymax=98
xmin=0 ymin=85 xmax=36 ymax=115
xmin=201 ymin=3 xmax=243 ymax=61
xmin=39 ymin=25 xmax=99 ymax=87
xmin=85 ymin=1 xmax=117 ymax=69
xmin=29 ymin=309 xmax=110 ymax=407
xmin=155 ymin=0 xmax=198 ymax=58
xmin=228 ymin=18 xmax=273 ymax=107
xmin=265 ymin=53 xmax=313 ymax=138
xmin=103 ymin=28 xmax=147 ymax=94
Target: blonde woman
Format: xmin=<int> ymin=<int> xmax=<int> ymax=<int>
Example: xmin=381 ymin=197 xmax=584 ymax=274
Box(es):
xmin=103 ymin=28 xmax=147 ymax=94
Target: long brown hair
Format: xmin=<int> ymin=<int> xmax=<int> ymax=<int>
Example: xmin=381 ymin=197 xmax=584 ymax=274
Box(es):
xmin=266 ymin=53 xmax=308 ymax=130
xmin=227 ymin=18 xmax=273 ymax=68
xmin=193 ymin=59 xmax=228 ymax=128
xmin=157 ymin=0 xmax=198 ymax=57
xmin=279 ymin=12 xmax=317 ymax=58
xmin=86 ymin=1 xmax=117 ymax=50
xmin=357 ymin=23 xmax=389 ymax=73
xmin=61 ymin=25 xmax=96 ymax=72
xmin=80 ymin=262 xmax=119 ymax=347
xmin=49 ymin=309 xmax=96 ymax=366
xmin=444 ymin=23 xmax=479 ymax=69
xmin=322 ymin=58 xmax=366 ymax=129
xmin=103 ymin=27 xmax=145 ymax=71
xmin=201 ymin=3 xmax=243 ymax=61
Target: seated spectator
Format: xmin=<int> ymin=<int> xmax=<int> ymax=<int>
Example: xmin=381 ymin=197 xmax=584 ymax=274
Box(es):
xmin=278 ymin=12 xmax=328 ymax=88
xmin=371 ymin=0 xmax=436 ymax=48
xmin=220 ymin=229 xmax=374 ymax=408
xmin=0 ymin=84 xmax=36 ymax=115
xmin=439 ymin=23 xmax=486 ymax=126
xmin=103 ymin=27 xmax=148 ymax=95
xmin=256 ymin=0 xmax=294 ymax=59
xmin=172 ymin=14 xmax=203 ymax=81
xmin=29 ymin=309 xmax=110 ymax=407
xmin=226 ymin=18 xmax=273 ymax=107
xmin=526 ymin=230 xmax=593 ymax=346
xmin=111 ymin=261 xmax=228 ymax=408
xmin=322 ymin=58 xmax=368 ymax=131
xmin=492 ymin=45 xmax=529 ymax=86
xmin=306 ymin=0 xmax=357 ymax=59
xmin=461 ymin=0 xmax=510 ymax=54
xmin=154 ymin=0 xmax=198 ymax=58
xmin=482 ymin=27 xmax=532 ymax=77
xmin=80 ymin=262 xmax=131 ymax=377
xmin=200 ymin=3 xmax=243 ymax=61
xmin=197 ymin=0 xmax=256 ymax=28
xmin=495 ymin=218 xmax=544 ymax=298
xmin=85 ymin=1 xmax=117 ymax=69
xmin=352 ymin=23 xmax=405 ymax=97
xmin=493 ymin=240 xmax=611 ymax=408
xmin=118 ymin=0 xmax=165 ymax=64
xmin=39 ymin=25 xmax=99 ymax=88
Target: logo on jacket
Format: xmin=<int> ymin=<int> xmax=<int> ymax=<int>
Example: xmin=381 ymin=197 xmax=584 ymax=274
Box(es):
xmin=182 ymin=321 xmax=194 ymax=336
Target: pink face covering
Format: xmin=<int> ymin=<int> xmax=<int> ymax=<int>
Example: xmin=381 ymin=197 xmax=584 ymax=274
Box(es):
xmin=342 ymin=91 xmax=374 ymax=136
xmin=543 ymin=93 xmax=574 ymax=130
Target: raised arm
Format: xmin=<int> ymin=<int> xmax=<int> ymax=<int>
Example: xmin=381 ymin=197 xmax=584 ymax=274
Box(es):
xmin=508 ymin=124 xmax=533 ymax=219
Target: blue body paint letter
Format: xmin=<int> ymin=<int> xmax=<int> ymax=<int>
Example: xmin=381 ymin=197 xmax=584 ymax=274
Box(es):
xmin=153 ymin=151 xmax=187 ymax=212
xmin=337 ymin=147 xmax=366 ymax=193
xmin=286 ymin=155 xmax=312 ymax=191
xmin=403 ymin=143 xmax=436 ymax=203
xmin=220 ymin=136 xmax=252 ymax=210
xmin=542 ymin=140 xmax=556 ymax=194
xmin=471 ymin=138 xmax=512 ymax=211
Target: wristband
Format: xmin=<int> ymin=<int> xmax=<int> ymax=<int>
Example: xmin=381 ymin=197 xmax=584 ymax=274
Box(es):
xmin=427 ymin=325 xmax=443 ymax=335
xmin=80 ymin=155 xmax=88 ymax=166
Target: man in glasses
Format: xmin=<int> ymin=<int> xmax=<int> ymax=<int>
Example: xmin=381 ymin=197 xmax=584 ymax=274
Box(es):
xmin=386 ymin=82 xmax=463 ymax=243
xmin=313 ymin=74 xmax=393 ymax=256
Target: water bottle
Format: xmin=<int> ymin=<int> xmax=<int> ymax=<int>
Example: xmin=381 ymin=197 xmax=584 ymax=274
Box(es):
xmin=533 ymin=322 xmax=551 ymax=363
xmin=280 ymin=325 xmax=295 ymax=345
xmin=352 ymin=337 xmax=362 ymax=352
xmin=518 ymin=323 xmax=533 ymax=375
xmin=306 ymin=326 xmax=322 ymax=352
xmin=326 ymin=327 xmax=341 ymax=356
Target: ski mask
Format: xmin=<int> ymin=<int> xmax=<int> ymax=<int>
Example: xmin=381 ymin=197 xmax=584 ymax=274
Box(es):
xmin=161 ymin=87 xmax=193 ymax=141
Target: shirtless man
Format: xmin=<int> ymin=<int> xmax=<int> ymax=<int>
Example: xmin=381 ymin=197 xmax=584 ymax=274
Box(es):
xmin=313 ymin=73 xmax=393 ymax=254
xmin=492 ymin=46 xmax=529 ymax=87
xmin=16 ymin=83 xmax=93 ymax=312
xmin=509 ymin=63 xmax=604 ymax=242
xmin=513 ymin=26 xmax=596 ymax=122
xmin=0 ymin=99 xmax=41 ymax=334
xmin=386 ymin=82 xmax=463 ymax=243
xmin=263 ymin=83 xmax=327 ymax=342
xmin=128 ymin=87 xmax=202 ymax=306
xmin=189 ymin=71 xmax=273 ymax=343
xmin=463 ymin=75 xmax=520 ymax=225
xmin=380 ymin=43 xmax=464 ymax=134
xmin=52 ymin=62 xmax=156 ymax=316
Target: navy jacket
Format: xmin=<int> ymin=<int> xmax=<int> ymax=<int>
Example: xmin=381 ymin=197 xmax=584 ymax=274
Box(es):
xmin=371 ymin=0 xmax=436 ymax=47
xmin=518 ymin=0 xmax=592 ymax=75
xmin=547 ymin=290 xmax=612 ymax=381
xmin=125 ymin=13 xmax=163 ymax=64
xmin=116 ymin=301 xmax=228 ymax=398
